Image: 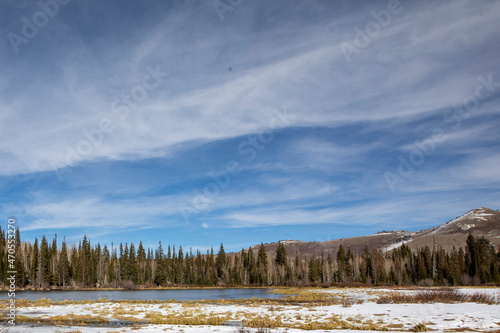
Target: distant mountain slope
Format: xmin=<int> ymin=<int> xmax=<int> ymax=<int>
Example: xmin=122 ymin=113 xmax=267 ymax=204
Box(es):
xmin=248 ymin=207 xmax=500 ymax=258
xmin=408 ymin=207 xmax=500 ymax=251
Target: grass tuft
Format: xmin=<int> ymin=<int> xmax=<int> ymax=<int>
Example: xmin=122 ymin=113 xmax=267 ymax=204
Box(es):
xmin=377 ymin=288 xmax=499 ymax=305
xmin=412 ymin=321 xmax=429 ymax=332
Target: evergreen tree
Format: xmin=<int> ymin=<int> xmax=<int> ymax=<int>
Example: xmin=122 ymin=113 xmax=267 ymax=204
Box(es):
xmin=129 ymin=243 xmax=139 ymax=284
xmin=174 ymin=246 xmax=183 ymax=284
xmin=137 ymin=241 xmax=146 ymax=285
xmin=275 ymin=242 xmax=287 ymax=266
xmin=257 ymin=243 xmax=268 ymax=285
xmin=39 ymin=235 xmax=51 ymax=286
xmin=155 ymin=241 xmax=167 ymax=286
xmin=248 ymin=247 xmax=257 ymax=284
xmin=308 ymin=257 xmax=321 ymax=283
xmin=275 ymin=242 xmax=288 ymax=284
xmin=58 ymin=240 xmax=70 ymax=287
xmin=14 ymin=227 xmax=26 ymax=287
xmin=215 ymin=243 xmax=227 ymax=280
xmin=466 ymin=233 xmax=478 ymax=280
xmin=30 ymin=238 xmax=38 ymax=286
xmin=345 ymin=247 xmax=354 ymax=282
xmin=208 ymin=247 xmax=217 ymax=285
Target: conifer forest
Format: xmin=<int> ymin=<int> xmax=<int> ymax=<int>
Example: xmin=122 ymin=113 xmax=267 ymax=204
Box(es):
xmin=1 ymin=228 xmax=499 ymax=289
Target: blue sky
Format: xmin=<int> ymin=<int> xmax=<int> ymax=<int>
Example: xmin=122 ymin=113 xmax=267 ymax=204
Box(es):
xmin=0 ymin=0 xmax=499 ymax=252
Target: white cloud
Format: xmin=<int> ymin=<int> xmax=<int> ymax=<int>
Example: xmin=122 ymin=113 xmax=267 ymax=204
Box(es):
xmin=1 ymin=1 xmax=499 ymax=178
xmin=21 ymin=195 xmax=189 ymax=231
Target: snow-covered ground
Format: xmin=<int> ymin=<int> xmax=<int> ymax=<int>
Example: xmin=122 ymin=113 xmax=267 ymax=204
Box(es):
xmin=5 ymin=287 xmax=500 ymax=332
xmin=3 ymin=326 xmax=396 ymax=333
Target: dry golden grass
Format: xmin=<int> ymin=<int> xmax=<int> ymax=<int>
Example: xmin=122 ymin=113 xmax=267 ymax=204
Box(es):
xmin=269 ymin=287 xmax=366 ymax=306
xmin=12 ymin=307 xmax=396 ymax=331
xmin=412 ymin=321 xmax=429 ymax=332
xmin=14 ymin=314 xmax=112 ymax=326
xmin=112 ymin=305 xmax=141 ymax=316
xmin=377 ymin=289 xmax=499 ymax=305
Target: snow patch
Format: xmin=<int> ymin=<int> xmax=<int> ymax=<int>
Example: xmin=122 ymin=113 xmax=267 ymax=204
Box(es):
xmin=280 ymin=240 xmax=305 ymax=244
xmin=460 ymin=224 xmax=475 ymax=231
xmin=385 ymin=239 xmax=412 ymax=251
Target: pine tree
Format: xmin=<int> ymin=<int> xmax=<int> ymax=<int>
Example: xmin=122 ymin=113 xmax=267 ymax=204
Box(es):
xmin=257 ymin=243 xmax=268 ymax=285
xmin=129 ymin=243 xmax=139 ymax=285
xmin=174 ymin=246 xmax=183 ymax=284
xmin=69 ymin=244 xmax=78 ymax=286
xmin=50 ymin=234 xmax=58 ymax=285
xmin=39 ymin=235 xmax=51 ymax=286
xmin=79 ymin=236 xmax=92 ymax=286
xmin=215 ymin=243 xmax=226 ymax=280
xmin=308 ymin=257 xmax=321 ymax=283
xmin=107 ymin=247 xmax=117 ymax=287
xmin=345 ymin=247 xmax=354 ymax=282
xmin=137 ymin=241 xmax=146 ymax=285
xmin=59 ymin=239 xmax=70 ymax=287
xmin=248 ymin=247 xmax=257 ymax=284
xmin=155 ymin=241 xmax=167 ymax=286
xmin=120 ymin=243 xmax=129 ymax=282
xmin=30 ymin=238 xmax=38 ymax=287
xmin=167 ymin=245 xmax=173 ymax=283
xmin=207 ymin=247 xmax=217 ymax=285
xmin=96 ymin=243 xmax=105 ymax=286
xmin=14 ymin=227 xmax=26 ymax=287
xmin=232 ymin=254 xmax=242 ymax=284
xmin=195 ymin=250 xmax=204 ymax=285
xmin=275 ymin=242 xmax=287 ymax=267
xmin=275 ymin=242 xmax=288 ymax=284
xmin=465 ymin=233 xmax=479 ymax=282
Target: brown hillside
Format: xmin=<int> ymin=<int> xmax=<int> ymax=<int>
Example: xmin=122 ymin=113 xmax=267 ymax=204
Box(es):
xmin=242 ymin=207 xmax=500 ymax=258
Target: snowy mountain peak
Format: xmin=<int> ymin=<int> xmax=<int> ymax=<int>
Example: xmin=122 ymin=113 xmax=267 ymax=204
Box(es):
xmin=430 ymin=207 xmax=498 ymax=235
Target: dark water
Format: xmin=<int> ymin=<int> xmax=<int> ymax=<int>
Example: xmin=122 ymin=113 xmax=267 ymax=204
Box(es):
xmin=0 ymin=288 xmax=287 ymax=301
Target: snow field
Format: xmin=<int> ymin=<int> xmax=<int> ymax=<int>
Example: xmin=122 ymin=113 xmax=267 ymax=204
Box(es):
xmin=6 ymin=287 xmax=500 ymax=332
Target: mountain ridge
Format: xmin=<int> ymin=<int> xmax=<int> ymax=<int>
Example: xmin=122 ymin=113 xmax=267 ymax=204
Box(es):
xmin=247 ymin=207 xmax=500 ymax=258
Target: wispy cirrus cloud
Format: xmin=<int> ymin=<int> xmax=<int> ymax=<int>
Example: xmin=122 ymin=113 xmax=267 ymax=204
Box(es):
xmin=1 ymin=1 xmax=499 ymax=176
xmin=0 ymin=0 xmax=499 ymax=250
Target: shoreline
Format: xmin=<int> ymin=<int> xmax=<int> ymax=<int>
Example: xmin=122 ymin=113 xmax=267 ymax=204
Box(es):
xmin=3 ymin=284 xmax=500 ymax=292
xmin=0 ymin=285 xmax=283 ymax=292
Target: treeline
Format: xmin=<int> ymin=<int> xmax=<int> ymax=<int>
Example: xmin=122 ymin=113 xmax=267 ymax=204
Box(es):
xmin=1 ymin=229 xmax=499 ymax=289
